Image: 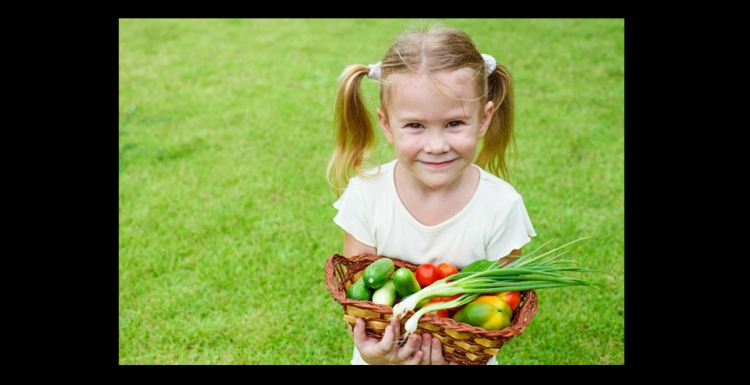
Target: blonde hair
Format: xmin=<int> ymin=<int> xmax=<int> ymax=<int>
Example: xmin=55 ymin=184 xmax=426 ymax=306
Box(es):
xmin=327 ymin=26 xmax=516 ymax=196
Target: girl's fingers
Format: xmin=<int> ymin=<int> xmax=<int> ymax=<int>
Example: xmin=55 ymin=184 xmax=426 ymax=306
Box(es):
xmin=430 ymin=335 xmax=445 ymax=365
xmin=374 ymin=317 xmax=400 ymax=356
xmin=420 ymin=333 xmax=433 ymax=364
xmin=399 ymin=333 xmax=424 ymax=364
xmin=402 ymin=348 xmax=424 ymax=365
xmin=351 ymin=318 xmax=367 ymax=347
xmin=393 ymin=317 xmax=423 ymax=362
xmin=354 ymin=316 xmax=453 ymax=365
xmin=388 ymin=316 xmax=401 ymax=343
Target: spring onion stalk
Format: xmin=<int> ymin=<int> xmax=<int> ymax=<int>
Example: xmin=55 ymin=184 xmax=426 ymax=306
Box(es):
xmin=391 ymin=237 xmax=613 ymax=340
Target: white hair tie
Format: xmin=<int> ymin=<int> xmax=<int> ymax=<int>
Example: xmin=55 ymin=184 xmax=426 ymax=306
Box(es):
xmin=481 ymin=54 xmax=496 ymax=74
xmin=367 ymin=62 xmax=382 ymax=79
xmin=368 ymin=56 xmax=493 ymax=79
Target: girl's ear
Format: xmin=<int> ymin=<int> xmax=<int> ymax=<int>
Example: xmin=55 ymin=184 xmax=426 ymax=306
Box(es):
xmin=478 ymin=101 xmax=494 ymax=138
xmin=377 ymin=107 xmax=395 ymax=144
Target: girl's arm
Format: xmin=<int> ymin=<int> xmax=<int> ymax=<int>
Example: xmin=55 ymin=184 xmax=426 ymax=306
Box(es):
xmin=343 ymin=231 xmax=376 ymax=257
xmin=497 ymin=248 xmax=521 ymax=267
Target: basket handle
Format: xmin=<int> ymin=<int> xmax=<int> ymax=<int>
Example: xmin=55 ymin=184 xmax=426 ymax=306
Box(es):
xmin=324 ymin=254 xmax=346 ymax=296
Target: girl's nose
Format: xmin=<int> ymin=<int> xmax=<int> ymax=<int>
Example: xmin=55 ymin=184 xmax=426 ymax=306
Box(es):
xmin=423 ymin=130 xmax=450 ymax=154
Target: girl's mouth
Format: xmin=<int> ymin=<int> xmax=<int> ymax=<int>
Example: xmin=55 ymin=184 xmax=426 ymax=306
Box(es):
xmin=422 ymin=160 xmax=454 ymax=168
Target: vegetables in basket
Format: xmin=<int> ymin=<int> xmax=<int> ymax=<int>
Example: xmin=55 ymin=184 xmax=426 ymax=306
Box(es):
xmin=393 ymin=268 xmax=421 ymax=298
xmin=371 ymin=279 xmax=397 ymax=306
xmin=391 ymin=237 xmax=613 ymax=340
xmin=494 ymin=291 xmax=521 ymax=311
xmin=363 ymin=257 xmax=394 ymax=289
xmin=346 ymin=277 xmax=373 ymax=301
xmin=452 ymin=295 xmax=513 ymax=330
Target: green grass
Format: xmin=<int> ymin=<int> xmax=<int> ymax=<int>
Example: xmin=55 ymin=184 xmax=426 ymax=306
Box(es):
xmin=119 ymin=18 xmax=624 ymax=365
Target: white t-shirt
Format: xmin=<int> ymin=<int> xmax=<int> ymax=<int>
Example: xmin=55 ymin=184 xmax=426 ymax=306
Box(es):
xmin=333 ymin=159 xmax=536 ymax=365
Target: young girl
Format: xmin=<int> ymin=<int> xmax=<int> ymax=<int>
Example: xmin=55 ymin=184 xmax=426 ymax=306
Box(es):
xmin=327 ymin=26 xmax=536 ymax=365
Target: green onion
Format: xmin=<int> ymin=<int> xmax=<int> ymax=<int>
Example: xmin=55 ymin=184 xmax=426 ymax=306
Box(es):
xmin=391 ymin=237 xmax=613 ymax=340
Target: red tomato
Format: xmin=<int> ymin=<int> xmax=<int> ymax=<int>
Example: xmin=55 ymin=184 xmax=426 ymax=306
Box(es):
xmin=436 ymin=262 xmax=459 ymax=279
xmin=415 ymin=264 xmax=439 ymax=288
xmin=494 ymin=291 xmax=521 ymax=312
xmin=425 ymin=298 xmax=451 ymax=318
xmin=429 ymin=294 xmax=463 ymax=314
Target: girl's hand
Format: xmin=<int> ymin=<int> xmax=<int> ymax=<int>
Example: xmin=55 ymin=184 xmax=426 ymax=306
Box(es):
xmin=351 ymin=317 xmax=456 ymax=365
xmin=351 ymin=317 xmax=423 ymax=364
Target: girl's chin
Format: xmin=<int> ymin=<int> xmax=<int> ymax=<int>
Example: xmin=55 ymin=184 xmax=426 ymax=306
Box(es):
xmin=414 ymin=175 xmax=460 ymax=190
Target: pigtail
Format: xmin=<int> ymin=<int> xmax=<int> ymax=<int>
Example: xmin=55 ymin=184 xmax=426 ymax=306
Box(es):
xmin=476 ymin=62 xmax=516 ymax=183
xmin=327 ymin=64 xmax=376 ymax=197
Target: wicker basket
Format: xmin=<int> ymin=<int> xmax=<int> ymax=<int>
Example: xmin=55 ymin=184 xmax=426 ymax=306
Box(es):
xmin=325 ymin=253 xmax=538 ymax=365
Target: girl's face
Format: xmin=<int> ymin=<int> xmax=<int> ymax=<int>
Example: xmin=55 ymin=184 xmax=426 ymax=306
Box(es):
xmin=377 ymin=68 xmax=494 ymax=191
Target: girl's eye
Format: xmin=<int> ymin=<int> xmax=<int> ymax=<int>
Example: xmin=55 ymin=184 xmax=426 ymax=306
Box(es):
xmin=407 ymin=123 xmax=423 ymax=128
xmin=447 ymin=121 xmax=462 ymax=127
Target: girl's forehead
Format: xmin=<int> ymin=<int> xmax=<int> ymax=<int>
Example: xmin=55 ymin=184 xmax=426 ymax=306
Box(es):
xmin=388 ymin=68 xmax=478 ymax=100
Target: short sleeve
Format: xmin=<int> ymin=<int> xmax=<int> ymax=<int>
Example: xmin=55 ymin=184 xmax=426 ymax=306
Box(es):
xmin=486 ymin=194 xmax=536 ymax=261
xmin=333 ymin=178 xmax=376 ymax=248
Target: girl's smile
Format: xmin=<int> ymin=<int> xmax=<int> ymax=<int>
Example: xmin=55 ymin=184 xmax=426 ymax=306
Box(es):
xmin=421 ymin=160 xmax=456 ymax=168
xmin=422 ymin=160 xmax=453 ymax=168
